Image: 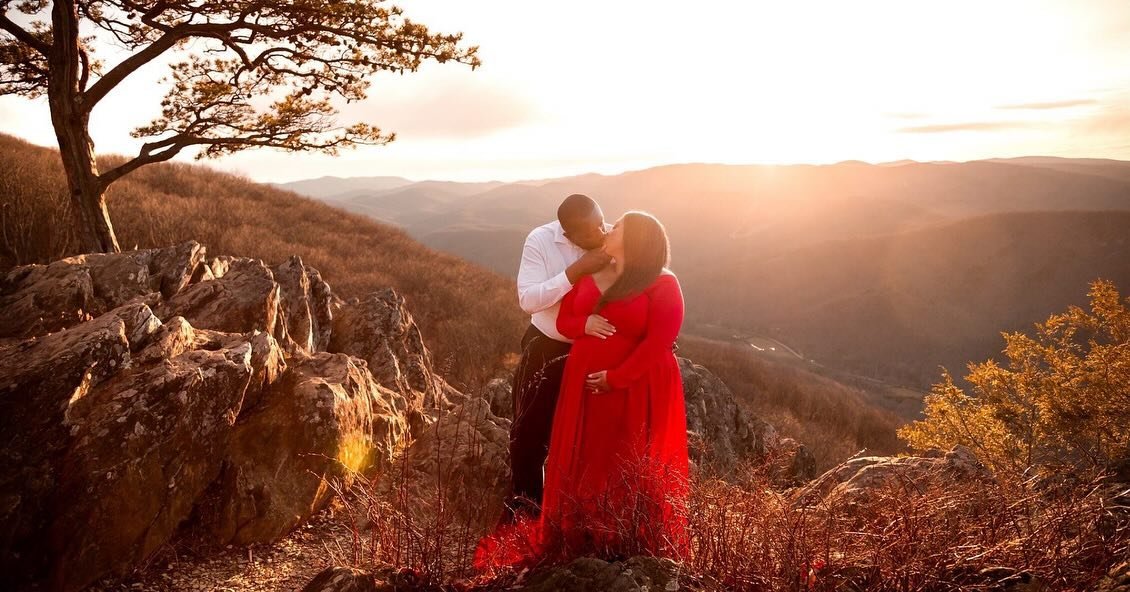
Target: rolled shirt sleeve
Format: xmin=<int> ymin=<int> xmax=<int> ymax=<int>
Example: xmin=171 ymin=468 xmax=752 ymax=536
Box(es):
xmin=516 ymin=231 xmax=575 ymax=314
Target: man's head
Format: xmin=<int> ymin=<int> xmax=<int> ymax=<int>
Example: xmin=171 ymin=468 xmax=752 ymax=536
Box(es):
xmin=557 ymin=193 xmax=606 ymax=250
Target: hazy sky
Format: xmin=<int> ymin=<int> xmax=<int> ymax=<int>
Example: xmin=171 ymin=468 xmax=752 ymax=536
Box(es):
xmin=2 ymin=0 xmax=1128 ymax=182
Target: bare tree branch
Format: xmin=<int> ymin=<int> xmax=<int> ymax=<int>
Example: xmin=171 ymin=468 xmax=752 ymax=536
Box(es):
xmin=0 ymin=11 xmax=49 ymax=55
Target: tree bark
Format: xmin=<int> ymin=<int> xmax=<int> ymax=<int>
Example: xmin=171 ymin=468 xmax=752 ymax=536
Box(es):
xmin=47 ymin=0 xmax=121 ymax=253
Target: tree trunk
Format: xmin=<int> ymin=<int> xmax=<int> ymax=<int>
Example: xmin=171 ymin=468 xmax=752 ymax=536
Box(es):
xmin=47 ymin=0 xmax=121 ymax=254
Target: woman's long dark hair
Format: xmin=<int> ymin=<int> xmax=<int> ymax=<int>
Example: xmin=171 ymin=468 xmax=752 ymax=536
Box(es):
xmin=597 ymin=211 xmax=670 ymax=311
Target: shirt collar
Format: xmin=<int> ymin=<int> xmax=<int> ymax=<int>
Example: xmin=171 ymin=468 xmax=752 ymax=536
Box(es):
xmin=553 ymin=220 xmax=572 ymax=246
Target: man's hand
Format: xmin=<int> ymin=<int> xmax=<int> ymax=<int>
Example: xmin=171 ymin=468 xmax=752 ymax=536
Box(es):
xmin=586 ymin=370 xmax=611 ymax=393
xmin=584 ymin=314 xmax=616 ymax=339
xmin=565 ymin=249 xmax=612 ymax=284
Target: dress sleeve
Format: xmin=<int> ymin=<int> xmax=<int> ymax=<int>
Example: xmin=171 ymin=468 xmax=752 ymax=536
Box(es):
xmin=556 ymin=280 xmax=589 ymax=340
xmin=604 ymin=274 xmax=684 ymax=389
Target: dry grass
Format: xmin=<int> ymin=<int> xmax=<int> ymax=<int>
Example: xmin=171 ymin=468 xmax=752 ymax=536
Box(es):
xmin=687 ymin=461 xmax=1130 ymax=591
xmin=328 ymin=421 xmax=1130 ymax=592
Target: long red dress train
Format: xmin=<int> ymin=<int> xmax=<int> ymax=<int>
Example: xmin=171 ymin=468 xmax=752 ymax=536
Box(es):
xmin=474 ymin=272 xmax=691 ymax=570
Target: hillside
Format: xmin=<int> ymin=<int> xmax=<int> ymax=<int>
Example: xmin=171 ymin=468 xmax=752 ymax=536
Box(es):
xmin=283 ymin=159 xmax=1130 ymax=389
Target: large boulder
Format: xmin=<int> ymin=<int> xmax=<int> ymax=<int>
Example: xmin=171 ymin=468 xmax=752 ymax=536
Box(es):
xmin=329 ymin=288 xmax=451 ymax=434
xmin=0 ymin=303 xmax=160 ymax=586
xmin=199 ymin=352 xmax=410 ymax=545
xmin=0 ymin=241 xmax=205 ymax=339
xmin=47 ymin=331 xmax=280 ymax=592
xmin=0 ymin=243 xmax=464 ymax=591
xmin=794 ymin=445 xmax=993 ymax=508
xmin=0 ymin=297 xmax=287 ymax=592
xmin=679 ymin=357 xmax=816 ymax=483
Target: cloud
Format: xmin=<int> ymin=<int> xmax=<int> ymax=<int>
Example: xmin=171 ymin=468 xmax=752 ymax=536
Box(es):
xmin=884 ymin=112 xmax=930 ymax=120
xmin=343 ymin=73 xmax=541 ymax=140
xmin=896 ymin=121 xmax=1036 ymax=134
xmin=997 ymin=99 xmax=1098 ymax=110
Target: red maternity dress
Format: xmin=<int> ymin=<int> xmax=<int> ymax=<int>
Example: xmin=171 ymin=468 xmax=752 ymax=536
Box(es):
xmin=474 ymin=271 xmax=691 ymax=570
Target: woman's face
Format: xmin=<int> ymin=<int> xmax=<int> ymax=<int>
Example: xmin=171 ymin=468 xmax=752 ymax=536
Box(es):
xmin=603 ymin=216 xmax=626 ymax=261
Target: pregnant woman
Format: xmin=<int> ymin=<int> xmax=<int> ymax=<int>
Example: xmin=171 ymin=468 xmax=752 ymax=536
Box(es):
xmin=475 ymin=210 xmax=690 ymax=569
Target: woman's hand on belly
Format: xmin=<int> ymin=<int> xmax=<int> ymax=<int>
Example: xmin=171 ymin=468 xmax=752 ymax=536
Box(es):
xmin=585 ymin=370 xmax=611 ymax=393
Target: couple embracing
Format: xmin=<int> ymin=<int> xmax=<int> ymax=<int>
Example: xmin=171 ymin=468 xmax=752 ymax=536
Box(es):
xmin=474 ymin=194 xmax=690 ymax=570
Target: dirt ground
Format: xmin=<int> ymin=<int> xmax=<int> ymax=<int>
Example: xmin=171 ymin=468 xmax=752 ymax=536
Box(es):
xmin=88 ymin=501 xmax=358 ymax=592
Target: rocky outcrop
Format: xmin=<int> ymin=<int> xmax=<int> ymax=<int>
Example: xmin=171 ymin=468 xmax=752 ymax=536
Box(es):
xmin=272 ymin=255 xmax=337 ymax=353
xmin=0 ymin=302 xmax=161 ymax=587
xmin=48 ymin=327 xmax=281 ymax=592
xmin=794 ymin=445 xmax=993 ymax=508
xmin=0 ymin=295 xmax=286 ymax=591
xmin=680 ymin=357 xmax=816 ymax=482
xmin=0 ymin=241 xmax=204 ymax=339
xmin=328 ymin=289 xmax=451 ymax=433
xmin=0 ymin=243 xmax=452 ymax=591
xmin=201 ymin=352 xmax=410 ymax=545
xmin=155 ymin=257 xmax=288 ymax=347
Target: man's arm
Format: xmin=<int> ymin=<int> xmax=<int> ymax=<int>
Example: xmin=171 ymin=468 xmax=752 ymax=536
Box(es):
xmin=516 ymin=232 xmax=573 ymax=315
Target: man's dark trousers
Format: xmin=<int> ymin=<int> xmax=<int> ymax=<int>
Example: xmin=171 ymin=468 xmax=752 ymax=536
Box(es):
xmin=503 ymin=323 xmax=572 ymax=523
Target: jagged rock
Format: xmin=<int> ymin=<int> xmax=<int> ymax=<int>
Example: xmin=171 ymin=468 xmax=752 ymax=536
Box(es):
xmin=482 ymin=375 xmax=514 ymax=420
xmin=678 ymin=357 xmax=816 ymax=482
xmin=381 ymin=398 xmax=511 ymax=521
xmin=48 ymin=334 xmax=275 ymax=592
xmin=0 ymin=241 xmax=204 ymax=339
xmin=495 ymin=555 xmax=716 ymax=592
xmin=136 ymin=317 xmax=287 ymax=414
xmin=156 ymin=257 xmax=288 ymax=347
xmin=0 ymin=302 xmax=160 ymax=586
xmin=301 ymin=567 xmax=379 ymax=592
xmin=794 ymin=445 xmax=993 ymax=508
xmin=272 ymin=255 xmax=338 ymax=353
xmin=0 ymin=243 xmax=466 ymax=589
xmin=200 ymin=352 xmax=409 ymax=545
xmin=329 ymin=288 xmax=450 ymax=433
xmin=0 ymin=298 xmax=284 ymax=592
xmin=1097 ymin=561 xmax=1130 ymax=592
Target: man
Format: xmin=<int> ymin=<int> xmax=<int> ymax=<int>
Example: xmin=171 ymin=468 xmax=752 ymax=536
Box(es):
xmin=504 ymin=193 xmax=612 ymax=523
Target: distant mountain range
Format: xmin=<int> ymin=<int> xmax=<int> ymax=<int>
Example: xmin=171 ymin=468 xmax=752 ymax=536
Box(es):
xmin=276 ymin=157 xmax=1130 ymax=390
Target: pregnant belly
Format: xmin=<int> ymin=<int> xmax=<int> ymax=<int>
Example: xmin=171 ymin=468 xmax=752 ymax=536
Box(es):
xmin=569 ymin=334 xmax=638 ymax=372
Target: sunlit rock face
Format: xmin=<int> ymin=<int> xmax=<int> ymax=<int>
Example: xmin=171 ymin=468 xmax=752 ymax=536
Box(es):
xmin=198 ymin=351 xmax=410 ymax=546
xmin=328 ymin=288 xmax=455 ymax=435
xmin=0 ymin=242 xmax=469 ymax=592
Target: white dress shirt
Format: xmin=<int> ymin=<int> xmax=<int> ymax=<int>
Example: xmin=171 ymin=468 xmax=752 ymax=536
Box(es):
xmin=516 ymin=220 xmax=609 ymax=343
